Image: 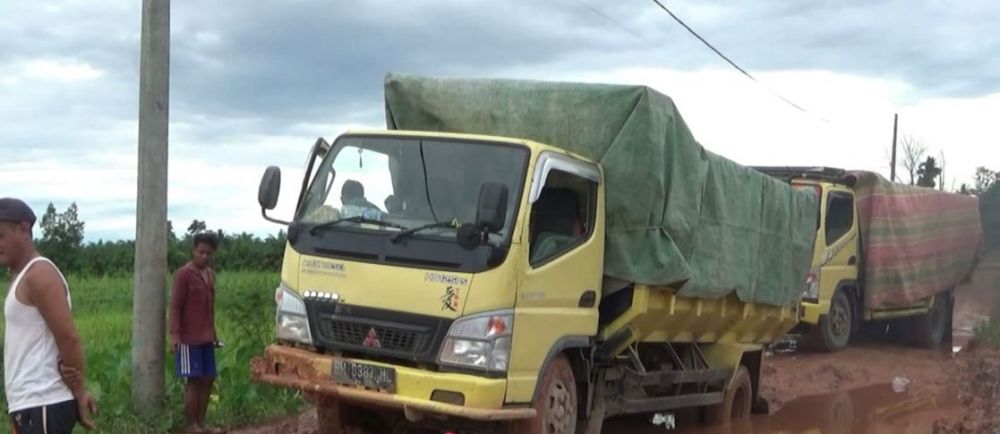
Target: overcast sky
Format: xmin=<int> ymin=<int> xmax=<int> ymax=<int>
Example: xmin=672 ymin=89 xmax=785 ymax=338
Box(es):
xmin=3 ymin=0 xmax=999 ymax=241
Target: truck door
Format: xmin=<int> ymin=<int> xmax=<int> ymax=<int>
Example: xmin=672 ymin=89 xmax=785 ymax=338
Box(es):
xmin=817 ymin=189 xmax=861 ymax=342
xmin=505 ymin=152 xmax=604 ymax=403
xmin=822 ymin=190 xmax=859 ymax=282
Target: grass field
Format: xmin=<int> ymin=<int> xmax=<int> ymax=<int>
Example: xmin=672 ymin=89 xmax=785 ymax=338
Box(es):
xmin=0 ymin=271 xmax=305 ymax=433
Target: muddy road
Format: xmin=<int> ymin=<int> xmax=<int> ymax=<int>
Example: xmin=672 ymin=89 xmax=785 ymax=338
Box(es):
xmin=605 ymin=254 xmax=999 ymax=434
xmin=233 ymin=256 xmax=999 ymax=434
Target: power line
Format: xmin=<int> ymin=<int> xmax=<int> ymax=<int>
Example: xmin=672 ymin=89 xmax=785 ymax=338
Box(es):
xmin=648 ymin=0 xmax=823 ymax=120
xmin=570 ymin=0 xmax=648 ymax=42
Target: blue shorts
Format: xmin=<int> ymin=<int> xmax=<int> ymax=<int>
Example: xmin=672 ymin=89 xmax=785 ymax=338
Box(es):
xmin=175 ymin=343 xmax=216 ymax=379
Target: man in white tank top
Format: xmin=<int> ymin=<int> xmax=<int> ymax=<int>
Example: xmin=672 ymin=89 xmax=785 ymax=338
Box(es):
xmin=0 ymin=198 xmax=97 ymax=433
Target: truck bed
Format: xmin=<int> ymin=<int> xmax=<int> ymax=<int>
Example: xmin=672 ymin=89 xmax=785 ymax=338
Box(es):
xmin=849 ymin=171 xmax=982 ymax=308
xmin=600 ymin=285 xmax=799 ymax=347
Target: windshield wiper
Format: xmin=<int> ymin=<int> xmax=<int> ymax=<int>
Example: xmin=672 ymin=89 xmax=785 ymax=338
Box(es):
xmin=309 ymin=216 xmax=407 ymax=235
xmin=390 ymin=219 xmax=459 ymax=244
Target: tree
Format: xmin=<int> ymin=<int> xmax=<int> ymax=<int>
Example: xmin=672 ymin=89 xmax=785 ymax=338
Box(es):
xmin=917 ymin=157 xmax=942 ymax=188
xmin=973 ymin=167 xmax=1000 ymax=195
xmin=965 ymin=166 xmax=1000 ymax=250
xmin=187 ymin=219 xmax=207 ymax=236
xmin=167 ymin=220 xmax=177 ymax=244
xmin=37 ymin=202 xmax=86 ymax=271
xmin=900 ymin=134 xmax=928 ymax=185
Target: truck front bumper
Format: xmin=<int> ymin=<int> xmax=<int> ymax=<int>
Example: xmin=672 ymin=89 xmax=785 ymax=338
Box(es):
xmin=799 ymin=299 xmax=829 ymax=325
xmin=250 ymin=344 xmax=536 ymax=422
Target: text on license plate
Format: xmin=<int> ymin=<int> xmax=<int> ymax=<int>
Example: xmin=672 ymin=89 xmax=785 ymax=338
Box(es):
xmin=332 ymin=360 xmax=396 ymax=393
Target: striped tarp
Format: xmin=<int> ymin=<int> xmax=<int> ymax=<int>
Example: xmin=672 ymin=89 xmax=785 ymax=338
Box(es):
xmin=849 ymin=171 xmax=983 ymax=308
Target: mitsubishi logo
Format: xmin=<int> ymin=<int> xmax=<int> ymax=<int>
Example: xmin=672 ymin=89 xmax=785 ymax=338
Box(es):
xmin=362 ymin=328 xmax=382 ymax=348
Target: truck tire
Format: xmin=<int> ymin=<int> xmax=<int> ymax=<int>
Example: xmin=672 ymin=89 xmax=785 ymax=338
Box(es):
xmin=811 ymin=290 xmax=852 ymax=352
xmin=704 ymin=366 xmax=752 ymax=425
xmin=509 ymin=354 xmax=578 ymax=434
xmin=910 ymin=293 xmax=951 ymax=348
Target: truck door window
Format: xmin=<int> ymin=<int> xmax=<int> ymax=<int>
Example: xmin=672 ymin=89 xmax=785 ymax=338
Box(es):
xmin=825 ymin=192 xmax=854 ymax=246
xmin=529 ymin=169 xmax=597 ymax=266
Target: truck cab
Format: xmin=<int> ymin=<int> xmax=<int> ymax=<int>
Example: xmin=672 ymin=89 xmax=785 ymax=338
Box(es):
xmin=755 ymin=167 xmax=952 ymax=352
xmin=252 ymin=130 xmax=608 ymax=432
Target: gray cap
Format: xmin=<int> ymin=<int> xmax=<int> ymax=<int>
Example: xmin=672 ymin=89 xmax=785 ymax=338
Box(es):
xmin=0 ymin=198 xmax=36 ymax=227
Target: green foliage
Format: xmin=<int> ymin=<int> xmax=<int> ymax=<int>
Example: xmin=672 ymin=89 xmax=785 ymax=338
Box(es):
xmin=37 ymin=202 xmax=85 ymax=272
xmin=974 ymin=167 xmax=1000 ymax=195
xmin=0 ymin=272 xmax=304 ymax=434
xmin=0 ymin=204 xmax=297 ymax=432
xmin=916 ymin=156 xmax=942 ymax=188
xmin=33 ymin=215 xmax=286 ymax=277
xmin=187 ymin=220 xmax=208 ymax=236
xmin=975 ymin=167 xmax=1000 ymax=250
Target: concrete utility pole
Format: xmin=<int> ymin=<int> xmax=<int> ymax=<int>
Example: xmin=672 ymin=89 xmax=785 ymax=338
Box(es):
xmin=133 ymin=0 xmax=170 ymax=413
xmin=890 ymin=113 xmax=898 ymax=182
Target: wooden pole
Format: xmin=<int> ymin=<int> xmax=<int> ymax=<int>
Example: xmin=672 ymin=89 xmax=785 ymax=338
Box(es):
xmin=133 ymin=0 xmax=169 ymax=413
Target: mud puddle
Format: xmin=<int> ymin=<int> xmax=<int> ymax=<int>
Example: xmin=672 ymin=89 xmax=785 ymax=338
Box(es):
xmin=603 ymin=383 xmax=961 ymax=434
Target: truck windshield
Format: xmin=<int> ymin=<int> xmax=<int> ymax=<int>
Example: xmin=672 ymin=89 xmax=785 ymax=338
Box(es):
xmin=297 ymin=135 xmax=527 ymax=245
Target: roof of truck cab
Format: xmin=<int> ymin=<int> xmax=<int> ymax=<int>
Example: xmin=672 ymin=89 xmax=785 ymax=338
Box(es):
xmin=340 ymin=128 xmax=600 ymax=166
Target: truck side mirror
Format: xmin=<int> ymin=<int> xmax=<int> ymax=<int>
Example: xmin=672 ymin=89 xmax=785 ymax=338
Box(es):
xmin=258 ymin=166 xmax=282 ymax=210
xmin=258 ymin=166 xmax=290 ymax=226
xmin=475 ymin=182 xmax=508 ymax=233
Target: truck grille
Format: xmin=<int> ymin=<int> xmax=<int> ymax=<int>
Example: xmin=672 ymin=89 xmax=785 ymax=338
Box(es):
xmin=320 ymin=319 xmax=424 ymax=352
xmin=306 ymin=303 xmax=452 ymax=363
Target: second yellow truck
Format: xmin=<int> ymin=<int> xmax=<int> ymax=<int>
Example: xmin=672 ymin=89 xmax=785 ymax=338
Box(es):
xmin=755 ymin=167 xmax=982 ymax=352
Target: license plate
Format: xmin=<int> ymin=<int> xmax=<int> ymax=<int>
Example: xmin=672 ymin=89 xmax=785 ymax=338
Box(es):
xmin=332 ymin=360 xmax=396 ymax=392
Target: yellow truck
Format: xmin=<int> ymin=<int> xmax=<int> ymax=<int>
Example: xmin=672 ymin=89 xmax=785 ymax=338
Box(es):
xmin=754 ymin=167 xmax=982 ymax=352
xmin=250 ymin=76 xmax=819 ymax=433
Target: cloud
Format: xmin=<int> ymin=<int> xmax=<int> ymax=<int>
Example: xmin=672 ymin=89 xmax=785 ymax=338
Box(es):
xmin=2 ymin=0 xmax=999 ymax=240
xmin=9 ymin=58 xmax=103 ymax=82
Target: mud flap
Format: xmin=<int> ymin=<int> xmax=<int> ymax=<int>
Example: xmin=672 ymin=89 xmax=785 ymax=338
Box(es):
xmin=582 ymin=394 xmax=607 ymax=434
xmin=581 ymin=369 xmax=609 ymax=434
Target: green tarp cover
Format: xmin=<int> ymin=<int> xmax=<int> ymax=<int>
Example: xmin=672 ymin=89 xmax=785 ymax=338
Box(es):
xmin=849 ymin=171 xmax=983 ymax=308
xmin=383 ymin=74 xmax=819 ymax=308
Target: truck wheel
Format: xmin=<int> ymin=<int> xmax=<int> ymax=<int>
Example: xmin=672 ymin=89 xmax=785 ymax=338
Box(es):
xmin=910 ymin=293 xmax=951 ymax=348
xmin=704 ymin=366 xmax=752 ymax=425
xmin=811 ymin=290 xmax=852 ymax=352
xmin=509 ymin=354 xmax=578 ymax=434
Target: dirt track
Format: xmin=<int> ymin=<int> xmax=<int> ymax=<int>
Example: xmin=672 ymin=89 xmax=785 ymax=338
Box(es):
xmin=232 ymin=256 xmax=1000 ymax=434
xmin=759 ymin=254 xmax=997 ymax=412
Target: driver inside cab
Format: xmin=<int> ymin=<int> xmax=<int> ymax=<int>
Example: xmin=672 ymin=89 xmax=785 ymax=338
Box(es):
xmin=302 ymin=179 xmax=384 ymax=223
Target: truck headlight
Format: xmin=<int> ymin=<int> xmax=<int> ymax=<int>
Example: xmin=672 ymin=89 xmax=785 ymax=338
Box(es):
xmin=803 ymin=268 xmax=820 ymax=301
xmin=439 ymin=310 xmax=513 ymax=373
xmin=274 ymin=283 xmax=313 ymax=345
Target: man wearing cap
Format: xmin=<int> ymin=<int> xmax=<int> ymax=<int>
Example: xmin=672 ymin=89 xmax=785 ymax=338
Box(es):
xmin=0 ymin=198 xmax=97 ymax=433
